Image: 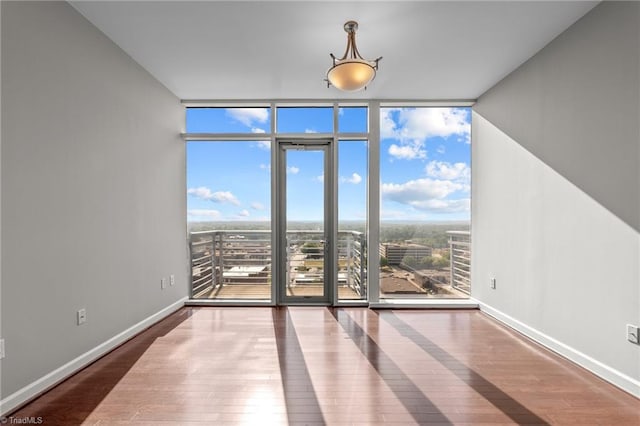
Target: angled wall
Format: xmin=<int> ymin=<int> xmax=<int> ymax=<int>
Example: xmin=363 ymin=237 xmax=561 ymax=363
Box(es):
xmin=473 ymin=1 xmax=639 ymax=396
xmin=1 ymin=1 xmax=187 ymax=411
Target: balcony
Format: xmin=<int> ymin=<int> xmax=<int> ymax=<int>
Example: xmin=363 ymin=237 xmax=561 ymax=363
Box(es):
xmin=190 ymin=230 xmax=366 ymax=300
xmin=190 ymin=229 xmax=471 ymax=301
xmin=448 ymin=230 xmax=471 ymax=294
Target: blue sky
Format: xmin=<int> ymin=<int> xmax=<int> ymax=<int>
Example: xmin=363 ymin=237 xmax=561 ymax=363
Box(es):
xmin=186 ymin=106 xmax=470 ymax=222
xmin=380 ymin=107 xmax=471 ymax=221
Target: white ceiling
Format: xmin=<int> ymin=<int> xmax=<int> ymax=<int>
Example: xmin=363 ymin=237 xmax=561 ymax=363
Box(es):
xmin=70 ymin=1 xmax=598 ymax=101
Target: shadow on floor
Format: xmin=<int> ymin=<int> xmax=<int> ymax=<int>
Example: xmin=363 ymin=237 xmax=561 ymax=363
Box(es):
xmin=329 ymin=308 xmax=453 ymax=425
xmin=272 ymin=307 xmax=326 ymax=425
xmin=8 ymin=308 xmax=194 ymax=425
xmin=377 ymin=311 xmax=549 ymax=425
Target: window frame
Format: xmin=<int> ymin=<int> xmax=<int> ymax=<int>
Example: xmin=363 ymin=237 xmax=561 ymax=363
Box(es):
xmin=182 ymin=100 xmax=474 ymax=307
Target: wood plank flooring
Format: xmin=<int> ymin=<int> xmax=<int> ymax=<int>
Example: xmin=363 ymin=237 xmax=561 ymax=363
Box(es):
xmin=8 ymin=307 xmax=639 ymax=425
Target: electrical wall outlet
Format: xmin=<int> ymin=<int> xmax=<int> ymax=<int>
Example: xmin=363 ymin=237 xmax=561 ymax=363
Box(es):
xmin=490 ymin=277 xmax=496 ymax=289
xmin=627 ymin=324 xmax=639 ymax=344
xmin=170 ymin=274 xmax=175 ymax=286
xmin=0 ymin=338 xmax=5 ymax=359
xmin=77 ymin=308 xmax=87 ymax=325
xmin=161 ymin=277 xmax=167 ymax=290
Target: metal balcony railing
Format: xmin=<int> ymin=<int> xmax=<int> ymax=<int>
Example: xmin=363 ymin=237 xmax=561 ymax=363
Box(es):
xmin=189 ymin=230 xmax=366 ymax=299
xmin=447 ymin=230 xmax=471 ymax=294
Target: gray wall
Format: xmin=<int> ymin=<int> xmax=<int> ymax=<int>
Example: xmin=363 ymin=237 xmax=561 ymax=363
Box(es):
xmin=1 ymin=1 xmax=187 ymax=398
xmin=0 ymin=1 xmax=3 ymax=399
xmin=473 ymin=1 xmax=639 ymax=389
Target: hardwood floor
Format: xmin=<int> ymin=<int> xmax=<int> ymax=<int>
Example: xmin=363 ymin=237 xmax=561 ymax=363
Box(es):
xmin=9 ymin=307 xmax=639 ymax=425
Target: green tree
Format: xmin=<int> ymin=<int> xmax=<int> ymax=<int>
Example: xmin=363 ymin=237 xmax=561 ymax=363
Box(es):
xmin=419 ymin=256 xmax=434 ymax=268
xmin=301 ymin=242 xmax=322 ymax=259
xmin=404 ymin=256 xmax=419 ymax=267
xmin=433 ymin=257 xmax=449 ymax=269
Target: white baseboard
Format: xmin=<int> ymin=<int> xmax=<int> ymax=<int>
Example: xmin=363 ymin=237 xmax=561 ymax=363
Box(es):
xmin=478 ymin=301 xmax=640 ymax=398
xmin=0 ymin=297 xmax=187 ymax=416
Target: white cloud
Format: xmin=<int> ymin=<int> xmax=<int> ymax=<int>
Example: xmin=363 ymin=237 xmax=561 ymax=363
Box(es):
xmin=315 ymin=173 xmax=324 ymax=183
xmin=340 ymin=172 xmax=362 ymax=184
xmin=382 ymin=178 xmax=463 ymax=202
xmin=259 ymin=163 xmax=271 ymax=171
xmin=187 ymin=209 xmax=221 ymax=219
xmin=187 ymin=186 xmax=215 ymax=200
xmin=381 ymin=108 xmax=400 ymax=139
xmin=210 ymin=191 xmax=240 ymax=205
xmin=237 ymin=209 xmax=250 ymax=217
xmin=251 ymin=202 xmax=265 ymax=210
xmin=251 ymin=128 xmax=266 ymax=134
xmin=225 ymin=108 xmax=269 ymax=127
xmin=408 ymin=198 xmax=471 ymax=213
xmin=425 ymin=161 xmax=470 ymax=181
xmin=382 ymin=177 xmax=470 ymax=214
xmin=388 ymin=141 xmax=427 ymax=160
xmin=255 ymin=141 xmax=271 ymax=150
xmin=382 ymin=107 xmax=470 ymax=143
xmin=187 ymin=186 xmax=240 ymax=205
xmin=287 ymin=166 xmax=300 ymax=174
xmin=436 ymin=145 xmax=446 ymax=154
xmin=304 ymin=129 xmax=317 ymax=134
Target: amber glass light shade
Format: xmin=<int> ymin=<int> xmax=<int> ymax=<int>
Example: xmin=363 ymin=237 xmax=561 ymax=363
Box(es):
xmin=327 ymin=60 xmax=376 ymax=92
xmin=327 ymin=21 xmax=381 ymax=92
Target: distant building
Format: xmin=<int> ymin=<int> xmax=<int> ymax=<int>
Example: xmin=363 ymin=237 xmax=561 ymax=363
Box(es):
xmin=379 ymin=243 xmax=432 ymax=265
xmin=223 ymin=265 xmax=269 ymax=284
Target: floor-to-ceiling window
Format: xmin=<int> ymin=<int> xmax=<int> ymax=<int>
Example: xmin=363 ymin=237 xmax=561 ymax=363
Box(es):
xmin=337 ymin=107 xmax=369 ymax=302
xmin=378 ymin=107 xmax=471 ymax=300
xmin=187 ymin=107 xmax=273 ymax=300
xmin=184 ymin=102 xmax=470 ymax=305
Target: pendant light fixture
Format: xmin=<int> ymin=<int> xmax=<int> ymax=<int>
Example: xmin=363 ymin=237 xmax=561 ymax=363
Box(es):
xmin=326 ymin=21 xmax=382 ymax=92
